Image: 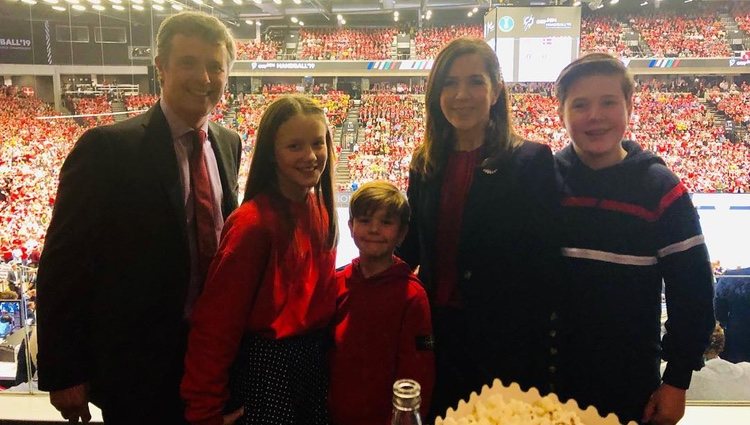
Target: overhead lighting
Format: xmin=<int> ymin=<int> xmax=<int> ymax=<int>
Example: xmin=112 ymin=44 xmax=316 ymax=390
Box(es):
xmin=153 ymin=0 xmax=164 ymax=3
xmin=72 ymin=3 xmax=85 ymax=9
xmin=112 ymin=3 xmax=124 ymax=9
xmin=394 ymin=11 xmax=399 ymax=16
xmin=573 ymin=1 xmax=581 ymax=5
xmin=52 ymin=4 xmax=66 ymax=9
xmin=299 ymin=21 xmax=304 ymax=26
xmin=192 ymin=0 xmax=202 ymax=5
xmin=336 ymin=14 xmax=342 ymax=20
xmin=171 ymin=2 xmax=182 ymax=9
xmin=292 ymin=0 xmax=300 ymax=3
xmin=152 ymin=3 xmax=163 ymax=9
xmin=245 ymin=19 xmax=253 ymax=25
xmin=92 ymin=4 xmax=105 ymax=9
xmin=472 ymin=7 xmax=477 ymax=13
xmin=468 ymin=11 xmax=473 ymax=17
xmin=256 ymin=20 xmax=261 ymax=25
xmin=640 ymin=1 xmax=648 ymax=5
xmin=43 ymin=0 xmax=59 ymax=4
xmin=272 ymin=0 xmax=280 ymax=4
xmin=21 ymin=0 xmax=38 ymax=5
xmin=290 ymin=16 xmax=298 ymax=23
xmin=610 ymin=0 xmax=619 ymax=4
xmin=394 ymin=16 xmax=398 ymax=22
xmin=684 ymin=0 xmax=692 ymax=2
xmin=65 ymin=0 xmax=80 ymax=4
xmin=232 ymin=0 xmax=241 ymax=4
xmin=109 ymin=0 xmax=121 ymax=3
xmin=341 ymin=19 xmax=346 ymax=24
xmin=132 ymin=3 xmax=144 ymax=10
xmin=213 ymin=0 xmax=222 ymax=4
xmin=88 ymin=0 xmax=100 ymax=3
xmin=131 ymin=0 xmax=143 ymax=3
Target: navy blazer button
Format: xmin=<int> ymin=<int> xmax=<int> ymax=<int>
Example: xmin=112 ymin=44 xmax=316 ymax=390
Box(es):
xmin=463 ymin=270 xmax=472 ymax=280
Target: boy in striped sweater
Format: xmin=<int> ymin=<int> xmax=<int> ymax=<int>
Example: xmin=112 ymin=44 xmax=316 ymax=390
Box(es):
xmin=553 ymin=53 xmax=715 ymax=425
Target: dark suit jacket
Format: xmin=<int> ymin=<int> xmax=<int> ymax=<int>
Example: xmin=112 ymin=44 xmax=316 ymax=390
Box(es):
xmin=36 ymin=103 xmax=241 ymax=410
xmin=397 ymin=141 xmax=562 ymax=397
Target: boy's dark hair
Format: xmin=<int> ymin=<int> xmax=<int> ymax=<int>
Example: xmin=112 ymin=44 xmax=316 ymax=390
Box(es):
xmin=349 ymin=181 xmax=410 ymax=227
xmin=555 ymin=52 xmax=635 ymax=108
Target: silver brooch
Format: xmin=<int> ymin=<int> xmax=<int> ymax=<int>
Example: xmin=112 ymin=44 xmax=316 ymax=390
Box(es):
xmin=482 ymin=168 xmax=498 ymax=175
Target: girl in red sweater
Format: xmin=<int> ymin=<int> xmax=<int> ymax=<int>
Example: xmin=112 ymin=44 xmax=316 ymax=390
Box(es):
xmin=181 ymin=94 xmax=339 ymax=425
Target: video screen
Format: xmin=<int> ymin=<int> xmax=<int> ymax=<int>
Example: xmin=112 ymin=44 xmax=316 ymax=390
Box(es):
xmin=484 ymin=6 xmax=581 ymax=82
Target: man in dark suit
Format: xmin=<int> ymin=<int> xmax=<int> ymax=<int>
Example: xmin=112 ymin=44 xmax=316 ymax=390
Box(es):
xmin=35 ymin=12 xmax=242 ymax=424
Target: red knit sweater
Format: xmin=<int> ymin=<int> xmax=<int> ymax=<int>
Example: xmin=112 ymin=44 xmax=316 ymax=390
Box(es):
xmin=181 ymin=192 xmax=337 ymax=425
xmin=329 ymin=257 xmax=435 ymax=425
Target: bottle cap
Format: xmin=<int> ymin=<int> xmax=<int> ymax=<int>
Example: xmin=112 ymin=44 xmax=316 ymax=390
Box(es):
xmin=392 ymin=379 xmax=421 ymax=411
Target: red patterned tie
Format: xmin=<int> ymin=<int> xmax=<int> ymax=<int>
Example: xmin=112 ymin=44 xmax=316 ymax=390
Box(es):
xmin=190 ymin=129 xmax=218 ymax=279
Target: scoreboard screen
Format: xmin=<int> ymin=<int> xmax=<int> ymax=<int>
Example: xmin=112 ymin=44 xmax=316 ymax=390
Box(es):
xmin=485 ymin=6 xmax=581 ymax=82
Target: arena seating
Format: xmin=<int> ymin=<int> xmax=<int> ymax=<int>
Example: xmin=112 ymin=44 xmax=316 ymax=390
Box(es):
xmin=413 ymin=25 xmax=483 ymax=59
xmin=2 ymin=74 xmax=749 ymax=258
xmin=297 ymin=28 xmax=397 ymax=60
xmin=580 ymin=16 xmax=634 ymax=58
xmin=65 ymin=95 xmax=114 ymax=127
xmin=628 ymin=11 xmax=732 ymax=58
xmin=235 ymin=39 xmax=282 ymax=60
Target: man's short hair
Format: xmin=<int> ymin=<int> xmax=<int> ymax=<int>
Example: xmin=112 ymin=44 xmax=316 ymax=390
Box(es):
xmin=349 ymin=181 xmax=410 ymax=227
xmin=156 ymin=11 xmax=236 ymax=67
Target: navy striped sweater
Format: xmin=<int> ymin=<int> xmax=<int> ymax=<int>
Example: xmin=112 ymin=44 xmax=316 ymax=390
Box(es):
xmin=554 ymin=140 xmax=715 ymax=421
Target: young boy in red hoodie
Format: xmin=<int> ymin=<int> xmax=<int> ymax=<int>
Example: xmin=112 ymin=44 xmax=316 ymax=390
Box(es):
xmin=329 ymin=180 xmax=435 ymax=425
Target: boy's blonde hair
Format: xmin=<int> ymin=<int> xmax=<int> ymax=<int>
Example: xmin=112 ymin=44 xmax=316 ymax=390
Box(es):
xmin=349 ymin=181 xmax=410 ymax=227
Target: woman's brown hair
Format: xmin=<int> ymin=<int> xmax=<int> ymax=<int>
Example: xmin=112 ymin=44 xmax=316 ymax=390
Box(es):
xmin=412 ymin=37 xmax=521 ymax=180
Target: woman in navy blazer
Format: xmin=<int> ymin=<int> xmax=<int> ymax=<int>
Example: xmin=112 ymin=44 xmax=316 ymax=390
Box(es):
xmin=397 ymin=38 xmax=562 ymax=421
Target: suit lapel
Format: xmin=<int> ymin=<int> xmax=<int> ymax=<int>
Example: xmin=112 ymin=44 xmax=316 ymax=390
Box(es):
xmin=458 ymin=161 xmax=514 ymax=256
xmin=142 ymin=103 xmax=188 ymax=245
xmin=207 ymin=122 xmax=239 ymax=218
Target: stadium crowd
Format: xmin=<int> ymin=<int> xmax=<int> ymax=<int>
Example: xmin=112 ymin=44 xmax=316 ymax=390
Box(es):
xmin=580 ymin=16 xmax=634 ymax=58
xmin=413 ymin=24 xmax=483 ymax=59
xmin=297 ymin=28 xmax=397 ymax=60
xmin=235 ymin=38 xmax=282 ymax=60
xmin=628 ymin=11 xmax=733 ymax=58
xmin=2 ymin=74 xmax=749 ymax=262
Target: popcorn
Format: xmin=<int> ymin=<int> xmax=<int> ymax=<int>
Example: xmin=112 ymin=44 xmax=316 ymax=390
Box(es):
xmin=436 ymin=380 xmax=636 ymax=425
xmin=438 ymin=393 xmax=584 ymax=425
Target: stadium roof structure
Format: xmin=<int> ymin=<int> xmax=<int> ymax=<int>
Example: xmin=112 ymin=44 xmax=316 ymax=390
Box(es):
xmin=1 ymin=0 xmax=744 ymax=31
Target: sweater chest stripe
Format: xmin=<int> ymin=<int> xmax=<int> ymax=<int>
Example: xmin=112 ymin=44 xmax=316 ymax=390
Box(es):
xmin=657 ymin=234 xmax=705 ymax=258
xmin=563 ymin=197 xmax=657 ymax=221
xmin=562 ymin=247 xmax=658 ymax=266
xmin=562 ymin=183 xmax=685 ymax=222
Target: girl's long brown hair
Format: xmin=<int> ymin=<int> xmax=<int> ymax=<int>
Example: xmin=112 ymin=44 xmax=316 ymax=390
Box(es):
xmin=243 ymin=94 xmax=338 ymax=250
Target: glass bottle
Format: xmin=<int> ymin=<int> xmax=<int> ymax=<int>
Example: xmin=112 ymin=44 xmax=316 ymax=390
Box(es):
xmin=390 ymin=379 xmax=422 ymax=425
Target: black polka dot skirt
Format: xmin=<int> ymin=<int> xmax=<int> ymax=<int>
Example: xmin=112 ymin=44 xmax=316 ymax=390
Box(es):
xmin=227 ymin=330 xmax=331 ymax=425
